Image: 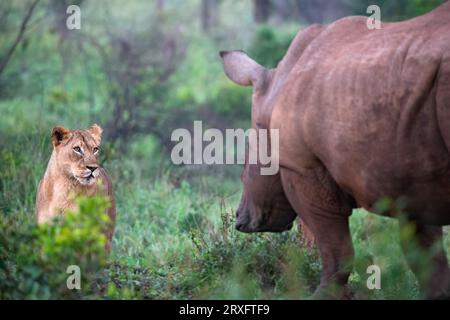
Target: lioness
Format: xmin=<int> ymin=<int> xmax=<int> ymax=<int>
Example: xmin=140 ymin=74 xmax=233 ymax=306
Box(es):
xmin=35 ymin=124 xmax=116 ymax=251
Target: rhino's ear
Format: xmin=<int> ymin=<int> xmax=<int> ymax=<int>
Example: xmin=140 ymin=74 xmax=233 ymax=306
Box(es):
xmin=219 ymin=50 xmax=268 ymax=89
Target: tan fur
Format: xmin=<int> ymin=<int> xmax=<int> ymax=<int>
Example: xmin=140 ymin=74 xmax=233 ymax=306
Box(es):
xmin=35 ymin=124 xmax=116 ymax=252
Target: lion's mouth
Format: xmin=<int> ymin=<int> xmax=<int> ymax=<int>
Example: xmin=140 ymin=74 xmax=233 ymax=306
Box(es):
xmin=76 ymin=173 xmax=96 ymax=185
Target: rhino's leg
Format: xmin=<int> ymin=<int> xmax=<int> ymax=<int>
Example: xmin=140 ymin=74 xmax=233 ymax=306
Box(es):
xmin=309 ymin=215 xmax=354 ymax=299
xmin=281 ymin=167 xmax=355 ymax=299
xmin=399 ymin=223 xmax=450 ymax=299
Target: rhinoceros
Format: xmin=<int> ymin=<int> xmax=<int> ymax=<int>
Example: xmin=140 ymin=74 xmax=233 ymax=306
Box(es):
xmin=220 ymin=2 xmax=450 ymax=299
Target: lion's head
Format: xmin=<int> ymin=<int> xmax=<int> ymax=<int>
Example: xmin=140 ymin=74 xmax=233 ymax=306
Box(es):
xmin=51 ymin=124 xmax=103 ymax=186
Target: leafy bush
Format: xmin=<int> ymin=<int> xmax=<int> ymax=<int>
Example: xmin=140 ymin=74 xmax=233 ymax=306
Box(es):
xmin=214 ymin=82 xmax=251 ymax=118
xmin=0 ymin=132 xmax=47 ymax=215
xmin=0 ymin=196 xmax=112 ymax=299
xmin=249 ymin=25 xmax=296 ymax=69
xmin=181 ymin=206 xmax=321 ymax=299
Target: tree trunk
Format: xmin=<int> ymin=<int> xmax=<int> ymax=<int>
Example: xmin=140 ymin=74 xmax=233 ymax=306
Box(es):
xmin=156 ymin=0 xmax=164 ymax=18
xmin=253 ymin=0 xmax=271 ymax=23
xmin=296 ymin=0 xmax=346 ymax=24
xmin=201 ymin=0 xmax=219 ymax=32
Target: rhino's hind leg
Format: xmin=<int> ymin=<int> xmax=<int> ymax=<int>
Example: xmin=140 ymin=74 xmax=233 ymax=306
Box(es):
xmin=399 ymin=223 xmax=450 ymax=299
xmin=281 ymin=167 xmax=355 ymax=299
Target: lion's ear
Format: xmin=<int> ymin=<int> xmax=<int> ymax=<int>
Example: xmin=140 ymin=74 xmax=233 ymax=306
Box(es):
xmin=88 ymin=124 xmax=103 ymax=143
xmin=51 ymin=126 xmax=71 ymax=147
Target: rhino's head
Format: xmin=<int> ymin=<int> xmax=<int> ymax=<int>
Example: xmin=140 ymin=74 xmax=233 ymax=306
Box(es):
xmin=236 ymin=151 xmax=296 ymax=232
xmin=220 ymin=50 xmax=296 ymax=233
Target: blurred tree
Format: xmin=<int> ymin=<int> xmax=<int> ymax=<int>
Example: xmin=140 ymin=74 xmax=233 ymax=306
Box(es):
xmin=155 ymin=0 xmax=165 ymax=24
xmin=46 ymin=0 xmax=84 ymax=87
xmin=156 ymin=0 xmax=164 ymax=14
xmin=80 ymin=14 xmax=186 ymax=147
xmin=295 ymin=0 xmax=346 ymax=24
xmin=250 ymin=0 xmax=348 ymax=24
xmin=0 ymin=2 xmax=12 ymax=33
xmin=47 ymin=0 xmax=84 ymax=43
xmin=201 ymin=0 xmax=220 ymax=32
xmin=249 ymin=25 xmax=295 ymax=68
xmin=342 ymin=0 xmax=445 ymax=21
xmin=250 ymin=0 xmax=445 ymax=25
xmin=253 ymin=0 xmax=271 ymax=23
xmin=0 ymin=0 xmax=40 ymax=78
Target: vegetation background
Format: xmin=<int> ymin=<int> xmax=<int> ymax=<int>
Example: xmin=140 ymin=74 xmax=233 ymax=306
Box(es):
xmin=0 ymin=0 xmax=448 ymax=299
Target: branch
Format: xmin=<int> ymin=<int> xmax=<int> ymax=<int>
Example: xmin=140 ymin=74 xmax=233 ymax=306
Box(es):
xmin=0 ymin=0 xmax=40 ymax=77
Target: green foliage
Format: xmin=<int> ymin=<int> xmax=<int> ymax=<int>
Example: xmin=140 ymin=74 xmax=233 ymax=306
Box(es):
xmin=188 ymin=210 xmax=321 ymax=299
xmin=349 ymin=210 xmax=420 ymax=299
xmin=344 ymin=0 xmax=446 ymax=21
xmin=249 ymin=25 xmax=296 ymax=68
xmin=0 ymin=131 xmax=47 ymax=214
xmin=0 ymin=68 xmax=23 ymax=99
xmin=215 ymin=82 xmax=251 ymax=117
xmin=127 ymin=134 xmax=161 ymax=160
xmin=48 ymin=86 xmax=69 ymax=111
xmin=103 ymin=199 xmax=321 ymax=299
xmin=0 ymin=196 xmax=111 ymax=299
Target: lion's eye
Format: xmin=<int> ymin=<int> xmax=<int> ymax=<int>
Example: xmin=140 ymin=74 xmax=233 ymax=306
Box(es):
xmin=73 ymin=146 xmax=82 ymax=154
xmin=93 ymin=147 xmax=99 ymax=154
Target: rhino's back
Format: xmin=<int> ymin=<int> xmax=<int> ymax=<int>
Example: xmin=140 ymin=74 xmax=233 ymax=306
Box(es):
xmin=281 ymin=3 xmax=450 ymax=222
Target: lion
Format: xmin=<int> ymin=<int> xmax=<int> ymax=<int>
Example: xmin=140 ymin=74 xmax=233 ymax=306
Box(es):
xmin=35 ymin=124 xmax=116 ymax=252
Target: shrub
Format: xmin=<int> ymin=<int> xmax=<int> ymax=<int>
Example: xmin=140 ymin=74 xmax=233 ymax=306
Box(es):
xmin=0 ymin=196 xmax=112 ymax=299
xmin=249 ymin=25 xmax=296 ymax=69
xmin=215 ymin=82 xmax=251 ymax=118
xmin=187 ymin=206 xmax=321 ymax=299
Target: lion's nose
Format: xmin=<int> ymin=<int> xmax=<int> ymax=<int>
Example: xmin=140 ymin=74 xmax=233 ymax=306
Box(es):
xmin=87 ymin=165 xmax=98 ymax=173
